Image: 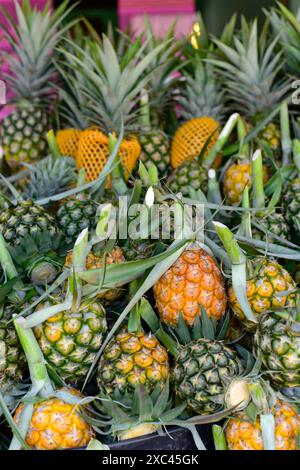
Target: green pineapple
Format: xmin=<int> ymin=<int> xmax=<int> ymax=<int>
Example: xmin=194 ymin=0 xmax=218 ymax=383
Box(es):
xmin=167 ymin=158 xmax=208 ymax=196
xmin=0 ymin=1 xmax=73 ymax=170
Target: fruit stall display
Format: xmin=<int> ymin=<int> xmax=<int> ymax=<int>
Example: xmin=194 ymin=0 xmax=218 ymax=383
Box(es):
xmin=0 ymin=0 xmax=300 ymax=452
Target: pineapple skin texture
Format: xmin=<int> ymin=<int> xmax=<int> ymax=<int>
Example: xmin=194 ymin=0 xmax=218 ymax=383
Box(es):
xmin=0 ymin=318 xmax=25 ymax=394
xmin=1 ymin=107 xmax=49 ymax=170
xmin=34 ymin=300 xmax=107 ymax=384
xmin=76 ymin=129 xmax=141 ymax=182
xmin=171 ymin=116 xmax=219 ymax=169
xmin=14 ymin=388 xmax=94 ymax=450
xmin=139 ymin=130 xmax=170 ymax=178
xmin=228 ymin=258 xmax=298 ymax=331
xmin=153 ymin=248 xmax=226 ymax=327
xmin=56 ymin=128 xmax=82 ymax=159
xmin=167 ymin=159 xmax=208 ymax=196
xmin=65 ymin=247 xmax=126 ymax=302
xmin=223 ymin=162 xmax=252 ymax=206
xmin=226 ymin=401 xmax=300 ymax=450
xmin=97 ymin=328 xmax=169 ymax=396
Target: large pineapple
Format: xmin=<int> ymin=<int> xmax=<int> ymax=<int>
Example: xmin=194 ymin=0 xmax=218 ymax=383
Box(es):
xmin=225 ymin=400 xmax=300 ymax=450
xmin=172 ymin=338 xmax=243 ymax=414
xmin=153 ymin=247 xmax=226 ymax=327
xmin=58 ymin=36 xmax=167 ymax=183
xmin=253 ymin=310 xmax=300 ymax=389
xmin=171 ymin=59 xmax=226 ymax=169
xmin=34 ymin=298 xmax=107 ymax=384
xmin=0 ymin=200 xmax=59 ymax=246
xmin=97 ymin=327 xmax=170 ymax=397
xmin=65 ymin=247 xmax=126 ymax=303
xmin=0 ymin=1 xmax=72 ymax=170
xmin=212 ymin=19 xmax=290 ymax=152
xmin=14 ymin=388 xmax=94 ymax=450
xmin=228 ymin=258 xmax=298 ymax=331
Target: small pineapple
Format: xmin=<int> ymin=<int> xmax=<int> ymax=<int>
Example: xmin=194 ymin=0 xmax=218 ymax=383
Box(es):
xmin=14 ymin=388 xmax=94 ymax=450
xmin=34 ymin=298 xmax=107 ymax=384
xmin=0 ymin=1 xmax=73 ymax=169
xmin=167 ymin=158 xmax=208 ymax=196
xmin=97 ymin=327 xmax=170 ymax=397
xmin=153 ymin=247 xmax=226 ymax=327
xmin=56 ymin=196 xmax=97 ymax=245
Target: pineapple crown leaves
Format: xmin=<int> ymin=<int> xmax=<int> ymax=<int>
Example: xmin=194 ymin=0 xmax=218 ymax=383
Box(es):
xmin=57 ymin=34 xmax=172 ymax=133
xmin=177 ymin=57 xmax=226 ymax=122
xmin=0 ymin=0 xmax=78 ymax=103
xmin=210 ymin=18 xmax=291 ymax=117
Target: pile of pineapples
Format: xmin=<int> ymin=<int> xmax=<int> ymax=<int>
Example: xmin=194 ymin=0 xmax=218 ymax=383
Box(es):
xmin=0 ymin=0 xmax=299 ymax=452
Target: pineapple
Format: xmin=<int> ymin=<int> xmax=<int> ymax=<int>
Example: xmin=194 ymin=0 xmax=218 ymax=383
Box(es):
xmin=211 ymin=19 xmax=290 ymax=153
xmin=65 ymin=247 xmax=126 ymax=303
xmin=171 ymin=59 xmax=226 ymax=169
xmin=0 ymin=1 xmax=73 ymax=170
xmin=153 ymin=247 xmax=226 ymax=327
xmin=253 ymin=310 xmax=300 ymax=389
xmin=34 ymin=298 xmax=107 ymax=384
xmin=228 ymin=257 xmax=298 ymax=331
xmin=58 ymin=36 xmax=167 ymax=183
xmin=223 ymin=162 xmax=252 ymax=206
xmin=284 ymin=176 xmax=300 ymax=237
xmin=97 ymin=327 xmax=170 ymax=397
xmin=167 ymin=158 xmax=208 ymax=196
xmin=56 ymin=196 xmax=98 ymax=245
xmin=225 ymin=400 xmax=300 ymax=450
xmin=0 ymin=200 xmax=59 ymax=246
xmin=14 ymin=388 xmax=94 ymax=450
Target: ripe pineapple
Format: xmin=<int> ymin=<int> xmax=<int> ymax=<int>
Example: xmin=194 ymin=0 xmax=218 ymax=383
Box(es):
xmin=0 ymin=1 xmax=72 ymax=170
xmin=153 ymin=247 xmax=226 ymax=327
xmin=0 ymin=200 xmax=59 ymax=246
xmin=56 ymin=196 xmax=97 ymax=245
xmin=228 ymin=258 xmax=298 ymax=331
xmin=253 ymin=310 xmax=300 ymax=389
xmin=225 ymin=400 xmax=300 ymax=450
xmin=171 ymin=59 xmax=225 ymax=169
xmin=167 ymin=158 xmax=208 ymax=196
xmin=65 ymin=247 xmax=126 ymax=302
xmin=223 ymin=162 xmax=252 ymax=206
xmin=34 ymin=298 xmax=107 ymax=384
xmin=14 ymin=388 xmax=94 ymax=450
xmin=58 ymin=36 xmax=168 ymax=183
xmin=97 ymin=327 xmax=170 ymax=397
xmin=212 ymin=19 xmax=289 ymax=152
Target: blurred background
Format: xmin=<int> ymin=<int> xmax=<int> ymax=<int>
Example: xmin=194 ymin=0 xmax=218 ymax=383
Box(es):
xmin=52 ymin=0 xmax=299 ymax=36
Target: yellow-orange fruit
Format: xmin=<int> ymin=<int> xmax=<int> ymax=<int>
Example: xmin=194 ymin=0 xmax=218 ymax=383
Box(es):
xmin=153 ymin=248 xmax=226 ymax=327
xmin=76 ymin=128 xmax=141 ymax=182
xmin=65 ymin=247 xmax=125 ymax=302
xmin=223 ymin=162 xmax=251 ymax=206
xmin=226 ymin=401 xmax=300 ymax=450
xmin=56 ymin=129 xmax=81 ymax=159
xmin=171 ymin=116 xmax=220 ymax=169
xmin=14 ymin=388 xmax=94 ymax=450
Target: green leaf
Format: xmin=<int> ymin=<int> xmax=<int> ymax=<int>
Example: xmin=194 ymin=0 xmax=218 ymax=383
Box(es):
xmin=200 ymin=305 xmax=216 ymax=340
xmin=176 ymin=313 xmax=192 ymax=344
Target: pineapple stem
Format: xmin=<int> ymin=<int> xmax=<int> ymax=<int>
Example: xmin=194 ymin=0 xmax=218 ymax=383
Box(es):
xmin=203 ymin=113 xmax=239 ymax=169
xmin=212 ymin=222 xmax=244 ymax=265
xmin=140 ymin=89 xmax=151 ymax=129
xmin=293 ymin=139 xmax=300 ymax=172
xmin=212 ymin=425 xmax=228 ymax=450
xmin=237 ymin=117 xmax=249 ymax=158
xmin=14 ymin=317 xmax=54 ymax=398
xmin=251 ymin=150 xmax=266 ymax=215
xmin=238 ymin=186 xmax=252 ymax=238
xmin=76 ymin=168 xmax=86 ymax=188
xmin=69 ymin=228 xmax=89 ymax=309
xmin=9 ymin=403 xmax=33 ymax=451
xmin=46 ymin=130 xmax=61 ymax=160
xmin=280 ymin=101 xmax=292 ymax=167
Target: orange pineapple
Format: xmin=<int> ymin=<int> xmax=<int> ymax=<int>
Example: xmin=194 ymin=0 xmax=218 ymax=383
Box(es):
xmin=153 ymin=247 xmax=226 ymax=327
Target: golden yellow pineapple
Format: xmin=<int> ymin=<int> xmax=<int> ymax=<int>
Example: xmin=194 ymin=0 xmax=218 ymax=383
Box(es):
xmin=171 ymin=116 xmax=220 ymax=169
xmin=56 ymin=129 xmax=82 ymax=159
xmin=225 ymin=400 xmax=300 ymax=451
xmin=65 ymin=247 xmax=126 ymax=302
xmin=153 ymin=247 xmax=226 ymax=327
xmin=228 ymin=258 xmax=298 ymax=330
xmin=97 ymin=328 xmax=170 ymax=396
xmin=76 ymin=129 xmax=140 ymax=183
xmin=14 ymin=388 xmax=94 ymax=450
xmin=223 ymin=162 xmax=252 ymax=206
